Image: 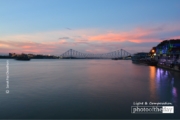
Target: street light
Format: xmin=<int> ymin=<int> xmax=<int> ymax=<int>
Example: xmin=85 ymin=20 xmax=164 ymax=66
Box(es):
xmin=152 ymin=49 xmax=155 ymax=53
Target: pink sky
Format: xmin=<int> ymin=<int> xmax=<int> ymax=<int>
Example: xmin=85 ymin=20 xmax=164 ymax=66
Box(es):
xmin=0 ymin=24 xmax=180 ymax=55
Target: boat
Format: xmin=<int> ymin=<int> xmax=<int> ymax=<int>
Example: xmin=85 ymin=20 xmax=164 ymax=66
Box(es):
xmin=112 ymin=57 xmax=129 ymax=60
xmin=112 ymin=58 xmax=119 ymax=60
xmin=124 ymin=56 xmax=132 ymax=60
xmin=16 ymin=54 xmax=31 ymax=61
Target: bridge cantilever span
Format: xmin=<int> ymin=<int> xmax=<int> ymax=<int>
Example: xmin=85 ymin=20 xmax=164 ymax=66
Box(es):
xmin=59 ymin=49 xmax=131 ymax=59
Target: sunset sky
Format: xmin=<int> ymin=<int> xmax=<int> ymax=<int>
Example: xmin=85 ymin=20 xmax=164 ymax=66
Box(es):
xmin=0 ymin=0 xmax=180 ymax=55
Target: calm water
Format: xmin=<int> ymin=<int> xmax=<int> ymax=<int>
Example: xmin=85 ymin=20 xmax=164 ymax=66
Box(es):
xmin=0 ymin=59 xmax=180 ymax=119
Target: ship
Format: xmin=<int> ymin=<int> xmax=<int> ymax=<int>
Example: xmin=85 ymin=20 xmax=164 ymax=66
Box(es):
xmin=111 ymin=57 xmax=123 ymax=60
xmin=112 ymin=58 xmax=119 ymax=60
xmin=16 ymin=54 xmax=31 ymax=61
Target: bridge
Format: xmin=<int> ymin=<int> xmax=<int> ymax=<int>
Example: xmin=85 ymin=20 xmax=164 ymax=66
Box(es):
xmin=60 ymin=49 xmax=131 ymax=59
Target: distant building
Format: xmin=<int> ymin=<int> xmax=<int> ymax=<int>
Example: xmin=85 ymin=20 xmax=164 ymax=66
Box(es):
xmin=9 ymin=53 xmax=17 ymax=57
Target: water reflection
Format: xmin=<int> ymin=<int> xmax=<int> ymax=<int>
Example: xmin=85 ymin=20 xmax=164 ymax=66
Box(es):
xmin=172 ymin=87 xmax=178 ymax=105
xmin=153 ymin=67 xmax=180 ymax=108
xmin=149 ymin=66 xmax=158 ymax=101
xmin=0 ymin=60 xmax=180 ymax=119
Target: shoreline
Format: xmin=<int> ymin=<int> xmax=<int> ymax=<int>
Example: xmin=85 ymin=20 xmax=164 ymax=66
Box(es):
xmin=157 ymin=63 xmax=180 ymax=72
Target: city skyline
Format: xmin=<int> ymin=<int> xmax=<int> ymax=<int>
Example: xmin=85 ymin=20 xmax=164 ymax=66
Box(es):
xmin=0 ymin=0 xmax=180 ymax=55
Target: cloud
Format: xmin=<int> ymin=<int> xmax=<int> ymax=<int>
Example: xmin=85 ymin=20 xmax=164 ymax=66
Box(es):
xmin=0 ymin=40 xmax=56 ymax=54
xmin=59 ymin=37 xmax=70 ymax=40
xmin=0 ymin=23 xmax=180 ymax=54
xmin=66 ymin=28 xmax=72 ymax=30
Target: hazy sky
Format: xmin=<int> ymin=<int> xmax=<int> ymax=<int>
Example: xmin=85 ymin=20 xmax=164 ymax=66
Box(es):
xmin=0 ymin=0 xmax=180 ymax=55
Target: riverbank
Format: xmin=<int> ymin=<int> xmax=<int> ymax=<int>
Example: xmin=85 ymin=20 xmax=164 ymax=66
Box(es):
xmin=157 ymin=63 xmax=180 ymax=72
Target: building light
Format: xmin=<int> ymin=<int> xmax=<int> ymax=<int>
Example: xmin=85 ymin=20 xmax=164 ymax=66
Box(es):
xmin=154 ymin=53 xmax=156 ymax=56
xmin=152 ymin=49 xmax=155 ymax=53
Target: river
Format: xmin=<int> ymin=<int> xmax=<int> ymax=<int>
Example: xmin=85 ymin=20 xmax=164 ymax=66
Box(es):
xmin=0 ymin=59 xmax=179 ymax=119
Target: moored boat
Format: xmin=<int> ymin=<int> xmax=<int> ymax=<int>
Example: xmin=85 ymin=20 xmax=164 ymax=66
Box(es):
xmin=112 ymin=58 xmax=119 ymax=60
xmin=16 ymin=54 xmax=31 ymax=61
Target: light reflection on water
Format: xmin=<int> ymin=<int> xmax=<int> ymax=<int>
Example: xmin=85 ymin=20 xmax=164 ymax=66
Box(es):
xmin=149 ymin=66 xmax=158 ymax=101
xmin=154 ymin=67 xmax=180 ymax=112
xmin=0 ymin=59 xmax=179 ymax=119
